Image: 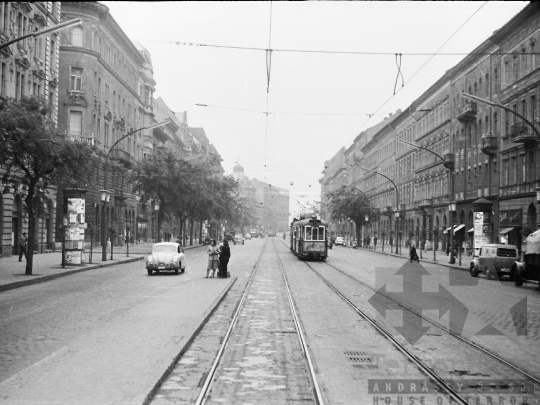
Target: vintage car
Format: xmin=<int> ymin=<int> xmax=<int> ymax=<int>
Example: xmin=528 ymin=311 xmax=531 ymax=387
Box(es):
xmin=334 ymin=236 xmax=346 ymax=246
xmin=146 ymin=242 xmax=186 ymax=276
xmin=511 ymin=229 xmax=540 ymax=287
xmin=233 ymin=234 xmax=245 ymax=245
xmin=469 ymin=243 xmax=518 ymax=280
xmin=244 ymin=233 xmax=252 ymax=240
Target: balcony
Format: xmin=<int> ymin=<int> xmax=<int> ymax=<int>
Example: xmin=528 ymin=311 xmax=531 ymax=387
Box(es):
xmin=457 ymin=102 xmax=477 ymax=123
xmin=109 ymin=148 xmax=135 ymax=167
xmin=418 ymin=198 xmax=433 ymax=208
xmin=68 ymin=135 xmax=94 ymax=146
xmin=481 ymin=132 xmax=497 ymax=155
xmin=509 ymin=122 xmax=538 ymax=144
xmin=382 ymin=205 xmax=393 ymax=215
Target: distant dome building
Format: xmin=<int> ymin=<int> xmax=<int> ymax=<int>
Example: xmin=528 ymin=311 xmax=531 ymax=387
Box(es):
xmin=233 ymin=163 xmax=245 ymax=181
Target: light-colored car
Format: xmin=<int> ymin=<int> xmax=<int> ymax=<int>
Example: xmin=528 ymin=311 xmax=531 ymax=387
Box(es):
xmin=334 ymin=237 xmax=346 ymax=246
xmin=146 ymin=242 xmax=186 ymax=276
xmin=233 ymin=234 xmax=245 ymax=245
xmin=244 ymin=233 xmax=252 ymax=240
xmin=469 ymin=244 xmax=518 ymax=280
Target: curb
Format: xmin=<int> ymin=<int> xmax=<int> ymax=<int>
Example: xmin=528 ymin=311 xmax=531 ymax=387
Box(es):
xmin=142 ymin=276 xmax=238 ymax=405
xmin=0 ymin=256 xmax=144 ymax=293
xmin=0 ymin=244 xmax=206 ymax=293
xmin=355 ymin=245 xmax=470 ymax=272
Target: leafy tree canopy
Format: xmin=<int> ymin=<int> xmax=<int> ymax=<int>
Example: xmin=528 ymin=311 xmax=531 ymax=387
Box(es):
xmin=0 ymin=96 xmax=99 ymax=274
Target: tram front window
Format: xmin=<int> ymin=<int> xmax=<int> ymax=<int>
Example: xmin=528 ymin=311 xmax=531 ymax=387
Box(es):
xmin=314 ymin=226 xmax=325 ymax=240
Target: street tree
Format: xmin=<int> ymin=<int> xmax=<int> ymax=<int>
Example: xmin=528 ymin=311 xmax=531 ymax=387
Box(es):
xmin=325 ymin=186 xmax=380 ymax=244
xmin=0 ymin=97 xmax=98 ymax=275
xmin=130 ymin=151 xmax=188 ymax=241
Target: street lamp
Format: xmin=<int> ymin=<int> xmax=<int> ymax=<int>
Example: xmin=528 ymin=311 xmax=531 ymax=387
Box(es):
xmin=154 ymin=200 xmax=160 ymax=243
xmin=398 ymin=139 xmax=456 ymax=260
xmin=448 ymin=202 xmax=457 ymax=264
xmin=100 ymin=189 xmax=111 ymax=262
xmin=462 ymin=92 xmax=540 ymax=141
xmin=0 ymin=18 xmax=83 ymax=50
xmin=354 ymin=162 xmax=400 ymax=255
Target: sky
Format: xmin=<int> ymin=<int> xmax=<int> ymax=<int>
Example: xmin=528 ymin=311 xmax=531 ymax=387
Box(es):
xmin=103 ymin=1 xmax=527 ymax=219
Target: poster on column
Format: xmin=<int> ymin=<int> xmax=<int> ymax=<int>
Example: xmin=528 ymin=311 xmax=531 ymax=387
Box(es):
xmin=474 ymin=212 xmax=490 ymax=254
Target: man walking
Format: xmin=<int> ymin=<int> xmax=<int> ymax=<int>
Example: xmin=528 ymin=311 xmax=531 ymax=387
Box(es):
xmin=18 ymin=232 xmax=28 ymax=262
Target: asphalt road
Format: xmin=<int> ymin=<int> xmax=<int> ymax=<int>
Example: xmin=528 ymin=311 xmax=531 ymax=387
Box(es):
xmin=321 ymin=244 xmax=540 ymax=379
xmin=1 ymin=238 xmax=538 ymax=404
xmin=0 ymin=240 xmax=263 ymax=405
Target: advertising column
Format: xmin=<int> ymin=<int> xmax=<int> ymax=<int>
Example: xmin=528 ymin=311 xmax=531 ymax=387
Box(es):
xmin=65 ymin=198 xmax=86 ymax=265
xmin=472 ymin=198 xmax=494 ymax=257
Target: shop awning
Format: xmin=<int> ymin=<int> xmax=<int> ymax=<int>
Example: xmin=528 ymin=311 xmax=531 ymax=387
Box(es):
xmin=467 ymin=227 xmax=474 ymax=233
xmin=453 ymin=224 xmax=465 ymax=234
xmin=499 ymin=227 xmax=514 ymax=234
xmin=443 ymin=227 xmax=451 ymax=234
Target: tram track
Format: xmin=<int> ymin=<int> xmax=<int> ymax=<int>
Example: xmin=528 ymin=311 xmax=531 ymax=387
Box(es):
xmin=322 ymin=260 xmax=540 ymax=386
xmin=148 ymin=238 xmax=323 ymax=405
xmin=289 ymin=252 xmax=539 ymax=403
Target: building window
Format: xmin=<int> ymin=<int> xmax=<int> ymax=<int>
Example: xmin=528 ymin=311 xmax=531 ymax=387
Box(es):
xmin=69 ymin=111 xmax=83 ymax=136
xmin=532 ymin=95 xmax=537 ymax=124
xmin=104 ymin=123 xmax=109 ymax=148
xmin=50 ymin=40 xmax=56 ymax=72
xmin=70 ymin=67 xmax=83 ymax=91
xmin=72 ymin=26 xmax=83 ymax=47
xmin=0 ymin=61 xmax=5 ymax=96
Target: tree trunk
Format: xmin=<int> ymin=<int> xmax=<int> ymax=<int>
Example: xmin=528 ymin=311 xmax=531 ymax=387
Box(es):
xmin=25 ymin=190 xmax=36 ymax=275
xmin=199 ymin=220 xmax=203 ymax=244
xmin=179 ymin=215 xmax=184 ymax=245
xmin=189 ymin=216 xmax=194 ymax=246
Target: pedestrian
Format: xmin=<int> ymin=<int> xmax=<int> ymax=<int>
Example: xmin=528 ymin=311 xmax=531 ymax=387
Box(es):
xmin=107 ymin=238 xmax=111 ymax=254
xmin=410 ymin=244 xmax=419 ymax=263
xmin=218 ymin=240 xmax=231 ymax=278
xmin=18 ymin=232 xmax=28 ymax=262
xmin=206 ymin=240 xmax=219 ymax=278
xmin=374 ymin=236 xmax=378 ymax=250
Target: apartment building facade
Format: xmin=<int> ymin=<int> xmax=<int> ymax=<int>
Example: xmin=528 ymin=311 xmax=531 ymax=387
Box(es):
xmin=321 ymin=2 xmax=540 ymax=257
xmin=0 ymin=2 xmax=61 ymax=257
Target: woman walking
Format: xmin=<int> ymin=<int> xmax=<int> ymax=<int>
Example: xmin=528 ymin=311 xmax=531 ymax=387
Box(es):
xmin=218 ymin=240 xmax=231 ymax=278
xmin=206 ymin=240 xmax=220 ymax=278
xmin=410 ymin=244 xmax=419 ymax=263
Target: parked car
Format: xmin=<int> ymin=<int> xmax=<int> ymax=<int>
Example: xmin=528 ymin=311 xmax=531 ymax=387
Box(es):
xmin=267 ymin=231 xmax=276 ymax=237
xmin=334 ymin=237 xmax=346 ymax=246
xmin=146 ymin=242 xmax=186 ymax=276
xmin=244 ymin=233 xmax=252 ymax=240
xmin=512 ymin=229 xmax=540 ymax=287
xmin=469 ymin=244 xmax=518 ymax=280
xmin=233 ymin=234 xmax=245 ymax=245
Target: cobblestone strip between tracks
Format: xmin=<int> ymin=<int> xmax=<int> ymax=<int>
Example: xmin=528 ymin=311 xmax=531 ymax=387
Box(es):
xmin=149 ymin=238 xmax=317 ymax=405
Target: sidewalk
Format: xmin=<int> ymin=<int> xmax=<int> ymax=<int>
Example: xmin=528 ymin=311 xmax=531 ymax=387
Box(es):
xmin=0 ymin=242 xmax=205 ymax=292
xmin=345 ymin=242 xmax=472 ymax=272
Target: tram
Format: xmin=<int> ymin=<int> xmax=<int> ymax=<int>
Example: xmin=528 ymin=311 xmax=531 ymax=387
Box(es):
xmin=290 ymin=216 xmax=329 ymax=260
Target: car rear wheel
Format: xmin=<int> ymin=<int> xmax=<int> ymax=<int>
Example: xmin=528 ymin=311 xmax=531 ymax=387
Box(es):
xmin=181 ymin=267 xmax=185 ymax=274
xmin=469 ymin=263 xmax=479 ymax=277
xmin=147 ymin=269 xmax=153 ymax=276
xmin=175 ymin=268 xmax=179 ymax=275
xmin=514 ymin=267 xmax=524 ymax=287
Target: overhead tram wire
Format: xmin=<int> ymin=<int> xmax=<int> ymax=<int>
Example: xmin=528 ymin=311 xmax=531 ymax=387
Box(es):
xmin=264 ymin=1 xmax=273 ymax=183
xmin=342 ymin=0 xmax=490 ymax=146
